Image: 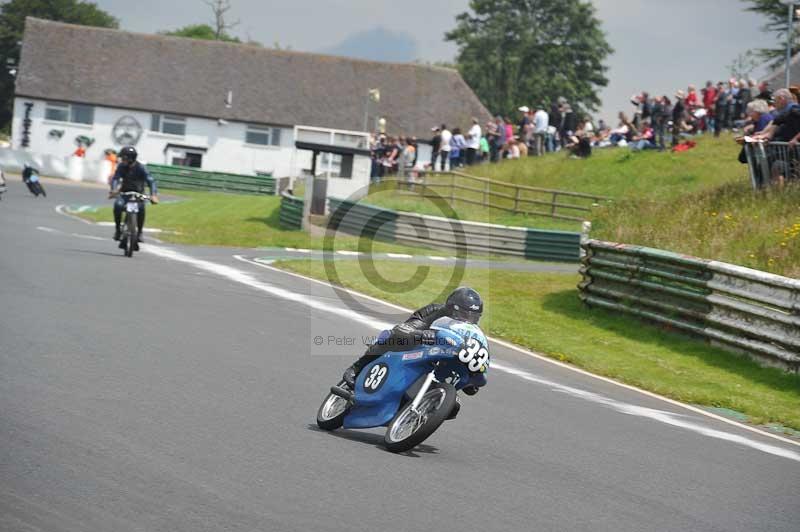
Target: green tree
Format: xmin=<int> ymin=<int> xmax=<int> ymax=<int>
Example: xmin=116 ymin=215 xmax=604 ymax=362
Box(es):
xmin=163 ymin=23 xmax=240 ymax=42
xmin=743 ymin=0 xmax=800 ymax=67
xmin=0 ymin=0 xmax=118 ymax=129
xmin=445 ymin=0 xmax=613 ymax=117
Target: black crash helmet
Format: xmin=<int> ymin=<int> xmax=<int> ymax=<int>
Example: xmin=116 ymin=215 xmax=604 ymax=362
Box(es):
xmin=445 ymin=287 xmax=483 ymax=324
xmin=119 ymin=146 xmax=138 ymax=163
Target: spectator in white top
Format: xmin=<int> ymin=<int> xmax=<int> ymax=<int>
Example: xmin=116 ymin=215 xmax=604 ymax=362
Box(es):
xmin=439 ymin=124 xmax=452 ymax=171
xmin=466 ymin=118 xmax=481 ymax=165
xmin=533 ymin=104 xmax=549 ymax=156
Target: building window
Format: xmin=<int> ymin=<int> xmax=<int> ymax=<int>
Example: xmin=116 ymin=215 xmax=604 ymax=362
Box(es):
xmin=71 ymin=104 xmax=94 ymax=124
xmin=151 ymin=114 xmax=186 ymax=136
xmin=45 ymin=102 xmax=94 ymax=125
xmin=246 ymin=125 xmax=282 ymax=147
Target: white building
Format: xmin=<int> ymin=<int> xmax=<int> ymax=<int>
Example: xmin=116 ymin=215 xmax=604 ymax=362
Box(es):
xmin=8 ymin=17 xmax=491 ymax=187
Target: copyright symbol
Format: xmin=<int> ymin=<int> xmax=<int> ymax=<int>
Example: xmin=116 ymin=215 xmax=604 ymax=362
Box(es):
xmin=313 ymin=336 xmax=324 ymax=346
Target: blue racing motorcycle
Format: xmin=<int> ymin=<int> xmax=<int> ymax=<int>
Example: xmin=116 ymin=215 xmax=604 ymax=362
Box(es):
xmin=316 ymin=317 xmax=489 ymax=453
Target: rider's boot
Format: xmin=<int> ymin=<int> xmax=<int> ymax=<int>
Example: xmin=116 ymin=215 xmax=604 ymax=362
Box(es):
xmin=342 ymin=366 xmax=358 ymax=389
xmin=113 ymin=225 xmax=121 ymax=241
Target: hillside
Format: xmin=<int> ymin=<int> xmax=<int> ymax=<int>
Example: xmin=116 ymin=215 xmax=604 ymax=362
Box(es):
xmin=371 ymin=135 xmax=799 ymax=278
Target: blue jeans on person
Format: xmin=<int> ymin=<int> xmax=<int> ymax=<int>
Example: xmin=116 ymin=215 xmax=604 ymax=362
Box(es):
xmin=631 ymin=139 xmax=656 ymax=151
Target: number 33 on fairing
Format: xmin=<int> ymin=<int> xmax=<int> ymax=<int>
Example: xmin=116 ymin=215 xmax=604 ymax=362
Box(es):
xmin=457 ymin=337 xmax=489 ymax=373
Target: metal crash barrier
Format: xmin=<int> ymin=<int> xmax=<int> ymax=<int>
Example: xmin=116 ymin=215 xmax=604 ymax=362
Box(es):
xmin=579 ymin=240 xmax=800 ymax=372
xmin=327 ymin=197 xmax=583 ymax=262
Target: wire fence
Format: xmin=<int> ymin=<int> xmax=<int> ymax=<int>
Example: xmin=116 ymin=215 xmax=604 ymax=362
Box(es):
xmin=376 ymin=171 xmax=611 ymax=222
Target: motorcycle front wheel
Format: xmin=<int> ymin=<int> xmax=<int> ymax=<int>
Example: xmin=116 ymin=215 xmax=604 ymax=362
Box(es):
xmin=124 ymin=212 xmax=137 ymax=257
xmin=384 ymin=382 xmax=456 ymax=453
xmin=316 ymin=381 xmax=351 ymax=431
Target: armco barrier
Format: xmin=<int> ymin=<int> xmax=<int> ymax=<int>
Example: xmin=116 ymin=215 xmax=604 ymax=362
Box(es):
xmin=328 ymin=198 xmax=581 ymax=262
xmin=147 ymin=164 xmax=277 ymax=195
xmin=579 ymin=240 xmax=800 ymax=372
xmin=279 ymin=193 xmax=304 ymax=230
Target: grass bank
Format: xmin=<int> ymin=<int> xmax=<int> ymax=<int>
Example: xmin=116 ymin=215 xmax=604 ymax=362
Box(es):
xmin=366 ymin=134 xmax=799 ymax=278
xmin=592 ymin=181 xmax=800 ymax=278
xmin=364 ymin=134 xmax=744 ymax=232
xmin=462 ymin=134 xmax=743 ymax=200
xmin=276 ymin=259 xmax=800 ymax=431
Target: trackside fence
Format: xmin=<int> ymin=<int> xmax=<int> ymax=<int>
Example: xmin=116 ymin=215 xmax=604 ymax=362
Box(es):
xmin=378 ymin=172 xmax=611 ymax=222
xmin=328 ymin=197 xmax=582 ymax=262
xmin=147 ymin=164 xmax=278 ymax=195
xmin=279 ymin=193 xmax=304 ymax=230
xmin=743 ymin=140 xmax=800 ymax=189
xmin=579 ymin=240 xmax=800 ymax=372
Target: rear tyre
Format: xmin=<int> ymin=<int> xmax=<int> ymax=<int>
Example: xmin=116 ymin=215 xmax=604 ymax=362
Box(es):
xmin=384 ymin=382 xmax=456 ymax=453
xmin=316 ymin=381 xmax=351 ymax=431
xmin=125 ymin=213 xmax=137 ymax=257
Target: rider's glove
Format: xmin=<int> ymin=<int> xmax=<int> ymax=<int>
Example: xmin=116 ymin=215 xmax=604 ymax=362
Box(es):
xmin=150 ymin=194 xmax=159 ymax=204
xmin=462 ymin=385 xmax=480 ymax=396
xmin=420 ymin=329 xmax=437 ymax=346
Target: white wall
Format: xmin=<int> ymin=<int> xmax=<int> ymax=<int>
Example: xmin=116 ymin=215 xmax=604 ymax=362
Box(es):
xmin=10 ymin=97 xmax=302 ymax=177
xmin=325 ymin=156 xmax=372 ymax=201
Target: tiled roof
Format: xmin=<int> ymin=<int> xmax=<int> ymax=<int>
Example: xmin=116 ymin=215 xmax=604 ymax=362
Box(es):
xmin=15 ymin=18 xmax=491 ymax=138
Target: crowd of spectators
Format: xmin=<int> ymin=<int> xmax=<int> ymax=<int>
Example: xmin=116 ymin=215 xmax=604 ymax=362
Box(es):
xmin=368 ymin=77 xmax=800 ymax=186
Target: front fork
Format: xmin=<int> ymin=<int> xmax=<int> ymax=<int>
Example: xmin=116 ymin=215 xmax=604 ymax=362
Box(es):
xmin=410 ymin=363 xmax=440 ymax=414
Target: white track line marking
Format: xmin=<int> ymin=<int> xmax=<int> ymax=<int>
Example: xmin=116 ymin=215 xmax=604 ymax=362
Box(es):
xmin=336 ymin=250 xmax=361 ymax=256
xmin=428 ymin=256 xmax=447 ymax=261
xmin=492 ymin=362 xmax=800 ymax=462
xmin=285 ymin=248 xmax=312 ymax=253
xmin=234 ymin=254 xmax=800 ymax=450
xmin=386 ymin=253 xmax=413 ymax=259
xmin=56 ymin=204 xmax=95 ymax=225
xmin=37 ymin=226 xmax=107 ymax=242
xmin=147 ymin=247 xmax=390 ymax=331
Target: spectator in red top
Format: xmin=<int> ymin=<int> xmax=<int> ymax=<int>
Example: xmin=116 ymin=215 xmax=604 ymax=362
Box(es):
xmin=686 ymin=84 xmax=699 ymax=110
xmin=702 ymin=81 xmax=717 ymax=110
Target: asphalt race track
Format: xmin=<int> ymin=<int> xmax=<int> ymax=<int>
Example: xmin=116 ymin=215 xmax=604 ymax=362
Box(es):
xmin=1 ymin=179 xmax=799 ymax=532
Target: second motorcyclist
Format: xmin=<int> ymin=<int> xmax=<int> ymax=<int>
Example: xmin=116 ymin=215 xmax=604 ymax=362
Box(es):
xmin=109 ymin=146 xmax=158 ymax=245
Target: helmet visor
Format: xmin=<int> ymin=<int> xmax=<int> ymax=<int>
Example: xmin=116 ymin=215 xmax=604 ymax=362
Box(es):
xmin=452 ymin=308 xmax=482 ymax=324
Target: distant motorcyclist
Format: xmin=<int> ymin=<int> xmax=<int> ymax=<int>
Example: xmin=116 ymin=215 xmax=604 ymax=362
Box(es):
xmin=22 ymin=164 xmax=45 ymax=197
xmin=109 ymin=146 xmax=158 ymax=242
xmin=342 ymin=287 xmax=486 ymax=397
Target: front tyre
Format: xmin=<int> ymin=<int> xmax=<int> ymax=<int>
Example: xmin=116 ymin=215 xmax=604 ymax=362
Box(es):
xmin=125 ymin=212 xmax=137 ymax=257
xmin=384 ymin=382 xmax=456 ymax=453
xmin=316 ymin=382 xmax=351 ymax=430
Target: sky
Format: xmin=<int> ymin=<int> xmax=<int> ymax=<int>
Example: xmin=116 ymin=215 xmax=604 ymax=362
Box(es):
xmin=93 ymin=0 xmax=778 ymax=124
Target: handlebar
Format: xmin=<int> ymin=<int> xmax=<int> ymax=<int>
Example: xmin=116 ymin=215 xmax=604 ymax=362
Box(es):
xmin=110 ymin=190 xmax=153 ymax=202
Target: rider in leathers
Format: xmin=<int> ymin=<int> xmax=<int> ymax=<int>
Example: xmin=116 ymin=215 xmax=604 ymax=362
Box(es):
xmin=342 ymin=287 xmax=486 ymax=399
xmin=109 ymin=146 xmax=158 ymax=244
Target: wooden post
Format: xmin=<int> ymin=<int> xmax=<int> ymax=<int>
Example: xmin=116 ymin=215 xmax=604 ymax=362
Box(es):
xmin=450 ymin=172 xmax=456 ymax=203
xmin=421 ymin=173 xmax=427 ymax=198
xmin=551 ymin=192 xmax=558 ymax=217
xmin=514 ymin=187 xmax=521 ymax=213
xmin=483 ymin=180 xmax=490 ymax=207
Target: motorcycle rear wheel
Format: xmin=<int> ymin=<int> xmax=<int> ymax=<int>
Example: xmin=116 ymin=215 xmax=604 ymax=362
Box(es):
xmin=384 ymin=382 xmax=456 ymax=453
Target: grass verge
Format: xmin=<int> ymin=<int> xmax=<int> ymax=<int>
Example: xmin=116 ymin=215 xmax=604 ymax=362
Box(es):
xmin=275 ymin=259 xmax=800 ymax=431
